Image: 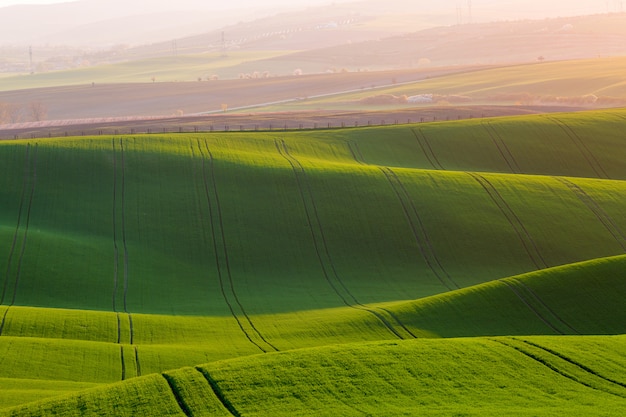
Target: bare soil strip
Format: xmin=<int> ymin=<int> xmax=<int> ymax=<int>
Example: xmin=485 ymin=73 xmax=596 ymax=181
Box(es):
xmin=276 ymin=139 xmax=409 ymax=339
xmin=555 ymin=177 xmax=626 ymax=251
xmin=194 ymin=139 xmax=276 ymax=353
xmin=0 ymin=106 xmax=579 ymax=141
xmin=467 ymin=172 xmax=548 ymax=269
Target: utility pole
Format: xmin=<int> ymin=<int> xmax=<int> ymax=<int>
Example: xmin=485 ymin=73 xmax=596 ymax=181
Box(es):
xmin=221 ymin=31 xmax=227 ymax=57
xmin=172 ymin=40 xmax=178 ymax=56
xmin=29 ymin=45 xmax=33 ymax=74
xmin=467 ymin=0 xmax=473 ymax=24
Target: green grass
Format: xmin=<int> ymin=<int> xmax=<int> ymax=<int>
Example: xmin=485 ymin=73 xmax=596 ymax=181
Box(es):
xmin=4 ymin=336 xmax=626 ymax=416
xmin=0 ymin=108 xmax=625 ymax=414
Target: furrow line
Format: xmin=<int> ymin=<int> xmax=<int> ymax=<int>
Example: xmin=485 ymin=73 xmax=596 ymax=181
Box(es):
xmin=347 ymin=142 xmax=427 ymax=336
xmin=467 ymin=172 xmax=548 ymax=269
xmin=554 ymin=176 xmax=626 ymax=251
xmin=9 ymin=144 xmax=38 ymax=307
xmin=499 ymin=279 xmax=563 ymax=334
xmin=381 ymin=166 xmax=458 ymax=290
xmin=492 ymin=338 xmax=626 ymax=399
xmin=134 ymin=346 xmax=141 ymax=377
xmin=202 ymin=139 xmax=279 ymax=352
xmin=550 ymin=118 xmax=609 ymax=179
xmin=518 ymin=339 xmax=626 ymax=389
xmin=276 ymin=139 xmax=407 ymax=340
xmin=120 ymin=345 xmax=126 ymax=381
xmin=195 ymin=367 xmax=241 ymax=417
xmin=411 ymin=128 xmax=444 ymax=170
xmin=510 ymin=278 xmax=580 ymax=335
xmin=118 ymin=138 xmax=135 ymax=346
xmin=194 ymin=139 xmax=272 ymax=353
xmin=484 ymin=122 xmax=521 ymax=174
xmin=1 ymin=144 xmax=30 ymax=306
xmin=112 ymin=138 xmax=119 ymax=313
xmin=162 ymin=374 xmax=193 ymax=417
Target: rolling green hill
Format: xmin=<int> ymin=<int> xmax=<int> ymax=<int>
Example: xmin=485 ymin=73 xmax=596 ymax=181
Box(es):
xmin=0 ymin=108 xmax=625 ymax=414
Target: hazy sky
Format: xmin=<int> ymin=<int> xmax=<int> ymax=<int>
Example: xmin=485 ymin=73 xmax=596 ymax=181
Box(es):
xmin=0 ymin=0 xmax=348 ymax=7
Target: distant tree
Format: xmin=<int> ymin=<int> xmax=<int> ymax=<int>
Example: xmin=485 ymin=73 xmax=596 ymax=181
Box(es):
xmin=537 ymin=56 xmax=545 ymax=62
xmin=29 ymin=101 xmax=47 ymax=122
xmin=293 ymin=68 xmax=303 ymax=76
xmin=0 ymin=102 xmax=22 ymax=124
xmin=221 ymin=104 xmax=228 ymax=112
xmin=151 ymin=76 xmax=156 ymax=83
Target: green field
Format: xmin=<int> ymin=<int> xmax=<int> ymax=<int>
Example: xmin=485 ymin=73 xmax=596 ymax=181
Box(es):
xmin=0 ymin=51 xmax=293 ymax=91
xmin=0 ymin=108 xmax=625 ymax=415
xmin=254 ymin=56 xmax=626 ymax=112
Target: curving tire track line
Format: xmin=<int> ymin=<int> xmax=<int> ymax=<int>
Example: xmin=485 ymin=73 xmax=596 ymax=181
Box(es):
xmin=483 ymin=122 xmax=521 ymax=174
xmin=554 ymin=176 xmax=626 ymax=251
xmin=467 ymin=172 xmax=548 ymax=270
xmin=0 ymin=143 xmax=31 ymax=336
xmin=492 ymin=338 xmax=626 ymax=399
xmin=380 ymin=165 xmax=458 ymax=291
xmin=550 ymin=118 xmax=609 ymax=179
xmin=510 ymin=278 xmax=580 ymax=334
xmin=162 ymin=373 xmax=193 ymax=417
xmin=134 ymin=346 xmax=141 ymax=377
xmin=411 ymin=128 xmax=444 ymax=170
xmin=120 ymin=345 xmax=126 ymax=381
xmin=1 ymin=144 xmax=31 ymax=307
xmin=1 ymin=143 xmax=39 ymax=326
xmin=194 ymin=139 xmax=275 ymax=353
xmin=112 ymin=139 xmax=122 ymax=344
xmin=276 ymin=139 xmax=408 ymax=340
xmin=499 ymin=280 xmax=563 ymax=334
xmin=519 ymin=339 xmax=626 ymax=389
xmin=195 ymin=367 xmax=241 ymax=417
xmin=119 ymin=139 xmax=134 ymax=346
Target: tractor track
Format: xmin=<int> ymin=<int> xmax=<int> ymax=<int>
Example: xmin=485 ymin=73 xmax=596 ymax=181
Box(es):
xmin=519 ymin=339 xmax=626 ymax=389
xmin=1 ymin=144 xmax=31 ymax=307
xmin=550 ymin=118 xmax=609 ymax=180
xmin=348 ymin=138 xmax=460 ymax=290
xmin=1 ymin=144 xmax=38 ymax=336
xmin=483 ymin=122 xmax=521 ymax=174
xmin=194 ymin=139 xmax=277 ymax=353
xmin=379 ymin=165 xmax=458 ymax=291
xmin=467 ymin=172 xmax=548 ymax=270
xmin=411 ymin=128 xmax=444 ymax=170
xmin=276 ymin=139 xmax=412 ymax=340
xmin=554 ymin=176 xmax=626 ymax=251
xmin=492 ymin=338 xmax=626 ymax=399
xmin=162 ymin=373 xmax=193 ymax=417
xmin=499 ymin=278 xmax=578 ymax=335
xmin=195 ymin=367 xmax=241 ymax=417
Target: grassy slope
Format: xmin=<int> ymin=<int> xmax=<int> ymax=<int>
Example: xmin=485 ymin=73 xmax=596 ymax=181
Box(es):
xmin=0 ymin=109 xmax=625 ymax=413
xmin=4 ymin=336 xmax=626 ymax=416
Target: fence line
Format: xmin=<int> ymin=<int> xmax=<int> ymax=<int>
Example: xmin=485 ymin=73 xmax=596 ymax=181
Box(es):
xmin=2 ymin=114 xmax=486 ymax=140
